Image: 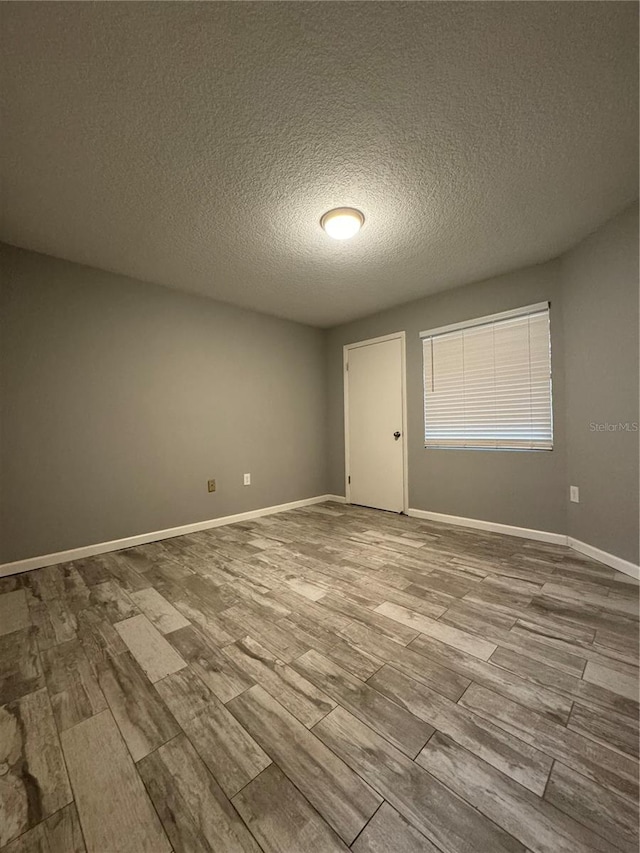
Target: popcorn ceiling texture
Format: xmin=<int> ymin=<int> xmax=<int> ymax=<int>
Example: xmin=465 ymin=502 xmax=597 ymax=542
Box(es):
xmin=1 ymin=2 xmax=637 ymax=327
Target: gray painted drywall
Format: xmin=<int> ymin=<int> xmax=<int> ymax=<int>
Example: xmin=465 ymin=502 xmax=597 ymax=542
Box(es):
xmin=0 ymin=244 xmax=327 ymax=563
xmin=562 ymin=204 xmax=639 ymax=564
xmin=2 ymin=203 xmax=637 ymax=567
xmin=326 ymin=261 xmax=568 ymax=535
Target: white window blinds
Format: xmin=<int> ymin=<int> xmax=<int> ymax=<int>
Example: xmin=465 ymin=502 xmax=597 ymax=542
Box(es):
xmin=421 ymin=303 xmax=553 ymax=450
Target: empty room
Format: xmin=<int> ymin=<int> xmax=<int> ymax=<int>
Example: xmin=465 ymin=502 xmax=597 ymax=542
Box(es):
xmin=0 ymin=2 xmax=638 ymax=852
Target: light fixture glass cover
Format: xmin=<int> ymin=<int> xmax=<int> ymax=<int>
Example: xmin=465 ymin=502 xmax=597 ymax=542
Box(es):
xmin=320 ymin=207 xmax=364 ymax=240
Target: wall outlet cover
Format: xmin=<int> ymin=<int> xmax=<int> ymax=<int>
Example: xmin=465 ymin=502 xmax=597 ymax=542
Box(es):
xmin=570 ymin=485 xmax=579 ymax=503
xmin=208 ymin=479 xmax=216 ymax=493
xmin=243 ymin=473 xmax=251 ymax=486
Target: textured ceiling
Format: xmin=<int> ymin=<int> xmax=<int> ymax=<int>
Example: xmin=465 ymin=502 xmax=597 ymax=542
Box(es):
xmin=1 ymin=2 xmax=638 ymax=327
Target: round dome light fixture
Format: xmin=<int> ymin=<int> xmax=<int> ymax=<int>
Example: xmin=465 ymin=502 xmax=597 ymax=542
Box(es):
xmin=320 ymin=207 xmax=364 ymax=240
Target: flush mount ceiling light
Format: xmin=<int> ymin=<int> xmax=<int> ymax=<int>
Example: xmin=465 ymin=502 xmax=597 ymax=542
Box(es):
xmin=320 ymin=207 xmax=364 ymax=240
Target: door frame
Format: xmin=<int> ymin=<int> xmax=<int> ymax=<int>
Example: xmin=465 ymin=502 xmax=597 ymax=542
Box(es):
xmin=343 ymin=331 xmax=409 ymax=513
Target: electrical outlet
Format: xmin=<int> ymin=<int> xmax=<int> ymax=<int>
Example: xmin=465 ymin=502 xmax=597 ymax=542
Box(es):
xmin=207 ymin=479 xmax=216 ymax=493
xmin=570 ymin=485 xmax=579 ymax=503
xmin=243 ymin=473 xmax=251 ymax=486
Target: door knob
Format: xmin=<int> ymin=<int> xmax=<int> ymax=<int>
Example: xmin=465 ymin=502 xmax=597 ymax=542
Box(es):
xmin=393 ymin=431 xmax=401 ymax=440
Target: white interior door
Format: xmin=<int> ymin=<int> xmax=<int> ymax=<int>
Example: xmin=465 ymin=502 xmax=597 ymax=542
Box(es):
xmin=345 ymin=333 xmax=406 ymax=513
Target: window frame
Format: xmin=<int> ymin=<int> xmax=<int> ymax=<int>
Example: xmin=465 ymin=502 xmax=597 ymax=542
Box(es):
xmin=420 ymin=302 xmax=554 ymax=452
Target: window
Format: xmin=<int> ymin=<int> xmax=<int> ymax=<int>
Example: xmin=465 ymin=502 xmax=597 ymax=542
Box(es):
xmin=421 ymin=302 xmax=553 ymax=450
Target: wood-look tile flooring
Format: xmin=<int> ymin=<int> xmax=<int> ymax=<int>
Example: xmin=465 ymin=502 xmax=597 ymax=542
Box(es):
xmin=1 ymin=501 xmax=638 ymax=852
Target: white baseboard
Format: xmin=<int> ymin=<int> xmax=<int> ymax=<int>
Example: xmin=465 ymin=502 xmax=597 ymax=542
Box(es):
xmin=4 ymin=494 xmax=636 ymax=582
xmin=408 ymin=507 xmax=639 ymax=579
xmin=568 ymin=537 xmax=640 ymax=581
xmin=407 ymin=507 xmax=567 ymax=546
xmin=0 ymin=495 xmax=340 ymax=578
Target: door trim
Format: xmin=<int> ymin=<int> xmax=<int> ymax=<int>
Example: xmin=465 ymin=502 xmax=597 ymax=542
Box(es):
xmin=343 ymin=331 xmax=409 ymax=513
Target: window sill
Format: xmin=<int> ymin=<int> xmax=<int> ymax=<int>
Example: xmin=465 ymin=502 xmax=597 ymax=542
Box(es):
xmin=424 ymin=445 xmax=553 ymax=452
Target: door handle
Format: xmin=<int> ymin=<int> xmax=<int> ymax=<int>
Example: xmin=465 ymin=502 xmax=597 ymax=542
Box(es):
xmin=393 ymin=431 xmax=401 ymax=440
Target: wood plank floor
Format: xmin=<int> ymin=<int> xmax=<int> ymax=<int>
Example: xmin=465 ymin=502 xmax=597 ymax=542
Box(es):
xmin=1 ymin=501 xmax=638 ymax=852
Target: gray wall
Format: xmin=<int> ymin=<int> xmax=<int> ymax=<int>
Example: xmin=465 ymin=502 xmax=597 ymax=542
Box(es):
xmin=326 ymin=261 xmax=568 ymax=534
xmin=0 ymin=244 xmax=328 ymax=563
xmin=3 ymin=203 xmax=637 ymax=566
xmin=562 ymin=204 xmax=639 ymax=564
